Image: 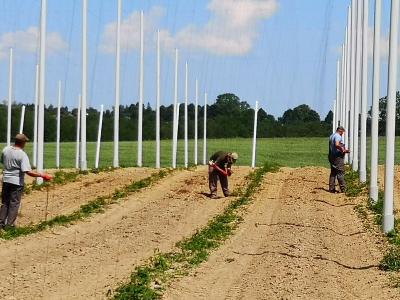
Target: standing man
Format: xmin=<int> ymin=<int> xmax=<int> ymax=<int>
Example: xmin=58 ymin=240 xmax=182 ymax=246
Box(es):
xmin=0 ymin=134 xmax=52 ymax=229
xmin=208 ymin=151 xmax=238 ymax=199
xmin=328 ymin=126 xmax=349 ymax=193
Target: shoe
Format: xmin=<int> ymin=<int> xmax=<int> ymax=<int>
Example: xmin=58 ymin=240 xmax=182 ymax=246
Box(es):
xmin=224 ymin=192 xmax=231 ymax=197
xmin=329 ymin=190 xmax=337 ymax=194
xmin=210 ymin=194 xmax=218 ymax=199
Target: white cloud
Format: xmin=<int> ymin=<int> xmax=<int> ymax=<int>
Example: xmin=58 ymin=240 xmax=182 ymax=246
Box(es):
xmin=0 ymin=26 xmax=67 ymax=60
xmin=100 ymin=6 xmax=165 ymax=53
xmin=101 ymin=0 xmax=279 ymax=56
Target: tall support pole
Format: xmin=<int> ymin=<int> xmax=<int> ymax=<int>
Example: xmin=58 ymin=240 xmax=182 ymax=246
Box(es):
xmin=340 ymin=43 xmax=346 ymax=129
xmin=37 ymin=0 xmax=47 ymax=185
xmin=19 ymin=106 xmax=25 ymax=134
xmin=113 ymin=0 xmax=121 ymax=168
xmin=353 ymin=0 xmax=362 ymax=172
xmin=203 ymin=92 xmax=208 ymax=165
xmin=194 ymin=79 xmax=199 ymax=165
xmin=335 ymin=59 xmax=341 ymax=127
xmin=349 ymin=1 xmax=356 ymax=164
xmin=138 ymin=10 xmax=144 ymax=167
xmin=383 ymin=0 xmax=399 ymax=233
xmin=251 ymin=101 xmax=259 ymax=168
xmin=75 ymin=95 xmax=81 ymax=169
xmin=332 ymin=101 xmax=337 ymax=133
xmin=172 ymin=49 xmax=179 ymax=168
xmin=95 ymin=105 xmax=104 ymax=169
xmin=155 ymin=30 xmax=161 ymax=169
xmin=56 ymin=81 xmax=61 ymax=169
xmin=345 ymin=6 xmax=352 ymax=164
xmin=7 ymin=48 xmax=13 ymax=146
xmin=33 ymin=64 xmax=39 ymax=167
xmin=80 ymin=0 xmax=88 ymax=171
xmin=359 ymin=0 xmax=369 ymax=183
xmin=184 ymin=62 xmax=189 ymax=168
xmin=370 ymin=0 xmax=382 ymax=203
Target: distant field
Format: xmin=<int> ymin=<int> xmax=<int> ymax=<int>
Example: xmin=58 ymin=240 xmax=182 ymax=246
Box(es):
xmin=0 ymin=137 xmax=398 ymax=169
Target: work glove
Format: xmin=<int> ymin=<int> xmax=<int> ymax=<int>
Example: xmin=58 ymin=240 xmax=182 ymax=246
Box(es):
xmin=227 ymin=169 xmax=233 ymax=176
xmin=41 ymin=174 xmax=53 ymax=181
xmin=208 ymin=160 xmax=214 ymax=166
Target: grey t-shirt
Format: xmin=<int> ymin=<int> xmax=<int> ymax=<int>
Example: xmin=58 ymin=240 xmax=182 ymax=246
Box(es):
xmin=1 ymin=146 xmax=32 ymax=186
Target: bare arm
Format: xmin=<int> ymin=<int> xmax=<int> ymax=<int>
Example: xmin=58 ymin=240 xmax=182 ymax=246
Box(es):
xmin=26 ymin=171 xmax=53 ymax=181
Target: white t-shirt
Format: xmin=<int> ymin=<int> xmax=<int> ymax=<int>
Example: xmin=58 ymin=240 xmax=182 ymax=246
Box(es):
xmin=1 ymin=146 xmax=32 ymax=186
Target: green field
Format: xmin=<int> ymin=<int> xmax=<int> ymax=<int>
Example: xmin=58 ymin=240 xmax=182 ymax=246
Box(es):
xmin=1 ymin=137 xmax=399 ymax=169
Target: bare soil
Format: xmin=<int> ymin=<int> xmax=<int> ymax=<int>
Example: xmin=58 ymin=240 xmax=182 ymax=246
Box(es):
xmin=0 ymin=166 xmax=251 ymax=299
xmin=16 ymin=168 xmax=155 ymax=226
xmin=164 ymin=167 xmax=399 ymax=300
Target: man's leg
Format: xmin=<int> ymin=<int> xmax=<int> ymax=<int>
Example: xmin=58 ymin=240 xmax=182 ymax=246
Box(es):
xmin=219 ymin=173 xmax=230 ymax=197
xmin=329 ymin=165 xmax=337 ymax=192
xmin=0 ymin=183 xmax=11 ymax=227
xmin=209 ymin=167 xmax=219 ymax=197
xmin=5 ymin=185 xmax=23 ymax=227
xmin=335 ymin=157 xmax=346 ymax=192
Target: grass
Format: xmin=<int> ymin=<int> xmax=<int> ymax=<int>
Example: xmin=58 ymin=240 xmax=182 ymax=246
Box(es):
xmin=112 ymin=162 xmax=279 ymax=300
xmin=0 ymin=169 xmax=172 ymax=240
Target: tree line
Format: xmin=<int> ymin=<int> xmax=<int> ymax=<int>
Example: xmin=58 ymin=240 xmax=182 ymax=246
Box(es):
xmin=1 ymin=92 xmax=372 ymax=143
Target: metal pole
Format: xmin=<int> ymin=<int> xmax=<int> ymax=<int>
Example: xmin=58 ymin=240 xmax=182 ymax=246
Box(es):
xmin=194 ymin=79 xmax=198 ymax=165
xmin=333 ymin=101 xmax=337 ymax=133
xmin=335 ymin=59 xmax=341 ymax=127
xmin=340 ymin=43 xmax=346 ymax=128
xmin=156 ymin=30 xmax=161 ymax=169
xmin=370 ymin=0 xmax=382 ymax=203
xmin=251 ymin=101 xmax=259 ymax=168
xmin=203 ymin=92 xmax=207 ymax=165
xmin=184 ymin=62 xmax=188 ymax=168
xmin=383 ymin=0 xmax=399 ymax=233
xmin=56 ymin=81 xmax=61 ymax=169
xmin=349 ymin=1 xmax=356 ymax=164
xmin=359 ymin=0 xmax=369 ymax=183
xmin=80 ymin=0 xmax=88 ymax=171
xmin=95 ymin=104 xmax=104 ymax=169
xmin=33 ymin=64 xmax=39 ymax=167
xmin=345 ymin=7 xmax=352 ymax=164
xmin=113 ymin=0 xmax=121 ymax=168
xmin=174 ymin=103 xmax=181 ymax=167
xmin=172 ymin=49 xmax=179 ymax=168
xmin=19 ymin=106 xmax=25 ymax=134
xmin=76 ymin=95 xmax=81 ymax=169
xmin=352 ymin=0 xmax=362 ymax=172
xmin=138 ymin=10 xmax=144 ymax=167
xmin=37 ymin=0 xmax=47 ymax=185
xmin=7 ymin=48 xmax=13 ymax=146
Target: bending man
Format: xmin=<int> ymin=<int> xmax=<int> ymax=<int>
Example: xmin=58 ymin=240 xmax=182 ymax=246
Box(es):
xmin=208 ymin=151 xmax=238 ymax=199
xmin=0 ymin=134 xmax=52 ymax=229
xmin=328 ymin=126 xmax=349 ymax=193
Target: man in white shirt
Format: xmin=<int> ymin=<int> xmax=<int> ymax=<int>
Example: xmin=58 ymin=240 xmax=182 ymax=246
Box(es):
xmin=328 ymin=126 xmax=350 ymax=193
xmin=0 ymin=134 xmax=52 ymax=229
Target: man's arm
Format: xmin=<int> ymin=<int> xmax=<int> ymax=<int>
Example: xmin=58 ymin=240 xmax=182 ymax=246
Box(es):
xmin=26 ymin=171 xmax=53 ymax=181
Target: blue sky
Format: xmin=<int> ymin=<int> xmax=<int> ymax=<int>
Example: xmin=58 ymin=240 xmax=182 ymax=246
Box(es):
xmin=0 ymin=0 xmax=393 ymax=119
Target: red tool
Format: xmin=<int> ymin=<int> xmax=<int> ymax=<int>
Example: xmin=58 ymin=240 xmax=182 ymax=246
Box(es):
xmin=211 ymin=164 xmax=229 ymax=177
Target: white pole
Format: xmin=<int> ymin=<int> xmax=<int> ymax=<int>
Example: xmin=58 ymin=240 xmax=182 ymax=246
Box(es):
xmin=203 ymin=92 xmax=207 ymax=165
xmin=335 ymin=59 xmax=341 ymax=127
xmin=155 ymin=30 xmax=161 ymax=169
xmin=359 ymin=0 xmax=369 ymax=183
xmin=19 ymin=106 xmax=25 ymax=134
xmin=75 ymin=95 xmax=81 ymax=169
xmin=194 ymin=79 xmax=199 ymax=165
xmin=349 ymin=1 xmax=356 ymax=164
xmin=33 ymin=64 xmax=39 ymax=167
xmin=340 ymin=44 xmax=346 ymax=127
xmin=7 ymin=48 xmax=13 ymax=146
xmin=113 ymin=0 xmax=121 ymax=168
xmin=383 ymin=0 xmax=399 ymax=233
xmin=56 ymin=81 xmax=61 ymax=169
xmin=251 ymin=101 xmax=259 ymax=168
xmin=80 ymin=0 xmax=88 ymax=171
xmin=184 ymin=62 xmax=188 ymax=168
xmin=345 ymin=6 xmax=352 ymax=164
xmin=138 ymin=10 xmax=144 ymax=167
xmin=370 ymin=0 xmax=381 ymax=203
xmin=37 ymin=0 xmax=47 ymax=185
xmin=172 ymin=49 xmax=179 ymax=168
xmin=95 ymin=104 xmax=104 ymax=169
xmin=173 ymin=103 xmax=181 ymax=168
xmin=352 ymin=0 xmax=362 ymax=172
xmin=333 ymin=101 xmax=337 ymax=133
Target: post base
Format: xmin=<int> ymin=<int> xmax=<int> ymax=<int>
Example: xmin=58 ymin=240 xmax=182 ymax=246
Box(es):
xmin=369 ymin=186 xmax=379 ymax=203
xmin=383 ymin=214 xmax=395 ymax=233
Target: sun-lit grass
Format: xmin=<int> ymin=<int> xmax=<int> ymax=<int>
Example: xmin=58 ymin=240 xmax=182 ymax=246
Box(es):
xmin=0 ymin=137 xmax=397 ymax=169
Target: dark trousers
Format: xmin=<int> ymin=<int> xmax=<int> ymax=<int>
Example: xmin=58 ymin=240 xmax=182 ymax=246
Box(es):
xmin=209 ymin=166 xmax=229 ymax=197
xmin=0 ymin=182 xmax=24 ymax=227
xmin=328 ymin=155 xmax=346 ymax=192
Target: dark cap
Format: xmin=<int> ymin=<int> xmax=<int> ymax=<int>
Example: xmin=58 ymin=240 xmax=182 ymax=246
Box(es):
xmin=337 ymin=126 xmax=346 ymax=132
xmin=15 ymin=133 xmax=29 ymax=143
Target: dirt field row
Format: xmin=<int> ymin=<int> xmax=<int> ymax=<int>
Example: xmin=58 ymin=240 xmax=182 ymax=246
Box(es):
xmin=164 ymin=167 xmax=399 ymax=300
xmin=0 ymin=166 xmax=251 ymax=299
